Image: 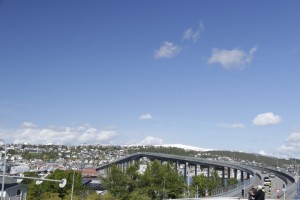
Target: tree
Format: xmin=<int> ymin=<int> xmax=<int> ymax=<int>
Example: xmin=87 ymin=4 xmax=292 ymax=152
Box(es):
xmin=100 ymin=164 xmax=130 ymax=199
xmin=191 ymin=174 xmax=208 ymax=197
xmin=40 ymin=192 xmax=61 ymax=200
xmin=139 ymin=160 xmax=185 ymax=199
xmin=227 ymin=178 xmax=238 ymax=186
xmin=27 ymin=170 xmax=82 ymax=200
xmin=207 ymin=171 xmax=222 ymax=195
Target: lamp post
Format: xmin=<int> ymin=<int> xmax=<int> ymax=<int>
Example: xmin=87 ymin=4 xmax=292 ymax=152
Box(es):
xmin=71 ymin=169 xmax=75 ymax=200
xmin=0 ymin=139 xmax=6 ymax=200
xmin=7 ymin=175 xmax=67 ymax=188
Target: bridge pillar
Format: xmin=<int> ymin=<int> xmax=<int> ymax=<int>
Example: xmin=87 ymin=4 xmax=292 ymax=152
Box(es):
xmin=186 ymin=162 xmax=190 ymax=186
xmin=241 ymin=170 xmax=244 ymax=181
xmin=234 ymin=169 xmax=237 ymax=179
xmin=195 ymin=164 xmax=198 ymax=176
xmin=228 ymin=167 xmax=231 ymax=179
xmin=246 ymin=172 xmax=250 ymax=179
xmin=222 ymin=167 xmax=225 ymax=180
xmin=184 ymin=162 xmax=187 ymax=184
xmin=207 ymin=166 xmax=210 ymax=177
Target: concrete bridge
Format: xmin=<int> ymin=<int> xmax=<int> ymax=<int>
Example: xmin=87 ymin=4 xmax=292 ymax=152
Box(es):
xmin=96 ymin=152 xmax=297 ymax=198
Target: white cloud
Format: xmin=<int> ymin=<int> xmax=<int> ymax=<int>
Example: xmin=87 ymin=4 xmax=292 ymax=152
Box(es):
xmin=183 ymin=21 xmax=204 ymax=42
xmin=1 ymin=122 xmax=118 ymax=145
xmin=137 ymin=136 xmax=163 ymax=146
xmin=139 ymin=113 xmax=153 ymax=120
xmin=230 ymin=123 xmax=245 ymax=128
xmin=253 ymin=112 xmax=282 ymax=126
xmin=208 ymin=47 xmax=257 ymax=69
xmin=277 ymin=132 xmax=300 ymax=155
xmin=154 ymin=42 xmax=181 ymax=59
xmin=21 ymin=122 xmax=37 ymax=129
xmin=217 ymin=123 xmax=245 ymax=129
xmin=258 ymin=150 xmax=268 ymax=156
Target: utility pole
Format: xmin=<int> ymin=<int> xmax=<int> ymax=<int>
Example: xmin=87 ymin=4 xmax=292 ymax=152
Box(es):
xmin=0 ymin=139 xmax=6 ymax=200
xmin=71 ymin=169 xmax=75 ymax=200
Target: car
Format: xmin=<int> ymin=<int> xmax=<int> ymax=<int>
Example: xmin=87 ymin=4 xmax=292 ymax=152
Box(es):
xmin=261 ymin=170 xmax=267 ymax=174
xmin=264 ymin=177 xmax=271 ymax=186
xmin=269 ymin=173 xmax=275 ymax=178
xmin=264 ymin=181 xmax=271 ymax=186
xmin=264 ymin=177 xmax=271 ymax=182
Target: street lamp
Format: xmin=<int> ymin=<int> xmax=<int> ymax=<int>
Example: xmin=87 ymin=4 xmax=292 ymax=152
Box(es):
xmin=7 ymin=175 xmax=67 ymax=188
xmin=0 ymin=139 xmax=6 ymax=200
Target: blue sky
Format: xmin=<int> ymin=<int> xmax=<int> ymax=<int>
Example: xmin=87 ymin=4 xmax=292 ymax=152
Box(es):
xmin=1 ymin=0 xmax=300 ymax=158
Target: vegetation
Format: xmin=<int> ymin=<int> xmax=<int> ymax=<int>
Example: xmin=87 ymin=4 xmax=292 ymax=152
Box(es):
xmin=100 ymin=160 xmax=237 ymax=199
xmin=5 ymin=144 xmax=299 ymax=199
xmin=100 ymin=160 xmax=186 ymax=200
xmin=27 ymin=170 xmax=84 ymax=200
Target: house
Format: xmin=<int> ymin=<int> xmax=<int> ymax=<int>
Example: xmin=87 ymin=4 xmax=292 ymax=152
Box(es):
xmin=0 ymin=173 xmax=28 ymax=200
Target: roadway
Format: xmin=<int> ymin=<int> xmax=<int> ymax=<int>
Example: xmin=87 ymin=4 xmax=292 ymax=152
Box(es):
xmin=96 ymin=152 xmax=297 ymax=198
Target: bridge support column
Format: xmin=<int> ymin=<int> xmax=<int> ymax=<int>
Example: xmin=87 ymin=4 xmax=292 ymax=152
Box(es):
xmin=228 ymin=167 xmax=231 ymax=179
xmin=234 ymin=169 xmax=237 ymax=179
xmin=241 ymin=170 xmax=244 ymax=181
xmin=207 ymin=166 xmax=210 ymax=178
xmin=246 ymin=172 xmax=250 ymax=179
xmin=184 ymin=162 xmax=187 ymax=184
xmin=222 ymin=167 xmax=225 ymax=180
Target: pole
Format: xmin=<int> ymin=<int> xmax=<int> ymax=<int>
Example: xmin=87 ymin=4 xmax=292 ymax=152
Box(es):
xmin=243 ymin=183 xmax=245 ymax=198
xmin=71 ymin=170 xmax=75 ymax=200
xmin=6 ymin=176 xmax=63 ymax=183
xmin=1 ymin=140 xmax=6 ymax=200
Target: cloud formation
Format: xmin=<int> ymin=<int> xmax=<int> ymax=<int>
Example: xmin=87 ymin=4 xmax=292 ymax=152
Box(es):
xmin=208 ymin=47 xmax=257 ymax=69
xmin=1 ymin=122 xmax=117 ymax=145
xmin=230 ymin=124 xmax=245 ymax=128
xmin=253 ymin=112 xmax=282 ymax=126
xmin=278 ymin=132 xmax=300 ymax=154
xmin=183 ymin=21 xmax=205 ymax=42
xmin=217 ymin=123 xmax=245 ymax=128
xmin=136 ymin=136 xmax=163 ymax=146
xmin=139 ymin=113 xmax=153 ymax=120
xmin=153 ymin=42 xmax=181 ymax=59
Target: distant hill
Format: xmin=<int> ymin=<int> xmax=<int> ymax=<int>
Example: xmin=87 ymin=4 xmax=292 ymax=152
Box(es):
xmin=155 ymin=144 xmax=213 ymax=152
xmin=126 ymin=144 xmax=298 ymax=173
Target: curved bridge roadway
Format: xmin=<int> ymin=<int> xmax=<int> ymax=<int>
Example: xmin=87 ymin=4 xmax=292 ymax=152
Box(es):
xmin=96 ymin=152 xmax=296 ymax=198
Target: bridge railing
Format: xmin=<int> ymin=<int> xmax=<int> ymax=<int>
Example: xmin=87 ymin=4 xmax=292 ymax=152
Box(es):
xmin=211 ymin=174 xmax=256 ymax=197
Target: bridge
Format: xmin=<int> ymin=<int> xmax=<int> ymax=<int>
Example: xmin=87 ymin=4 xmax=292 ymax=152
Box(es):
xmin=96 ymin=152 xmax=297 ymax=198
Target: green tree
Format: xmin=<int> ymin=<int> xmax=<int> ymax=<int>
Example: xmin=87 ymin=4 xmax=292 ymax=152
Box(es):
xmin=227 ymin=178 xmax=238 ymax=186
xmin=207 ymin=171 xmax=222 ymax=195
xmin=22 ymin=171 xmax=39 ymax=186
xmin=40 ymin=192 xmax=61 ymax=200
xmin=125 ymin=162 xmax=140 ymax=193
xmin=139 ymin=160 xmax=185 ymax=199
xmin=100 ymin=164 xmax=129 ymax=199
xmin=191 ymin=174 xmax=208 ymax=197
xmin=27 ymin=170 xmax=82 ymax=200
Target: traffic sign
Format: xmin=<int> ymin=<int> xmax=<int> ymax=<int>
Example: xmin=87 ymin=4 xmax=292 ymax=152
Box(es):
xmin=282 ymin=188 xmax=286 ymax=192
xmin=276 ymin=189 xmax=280 ymax=193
